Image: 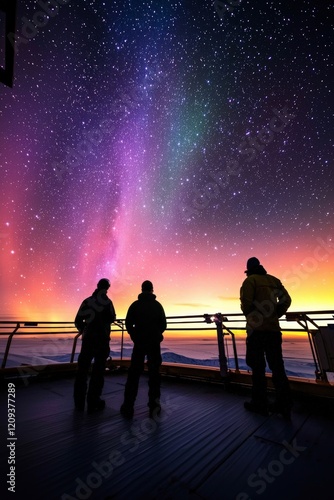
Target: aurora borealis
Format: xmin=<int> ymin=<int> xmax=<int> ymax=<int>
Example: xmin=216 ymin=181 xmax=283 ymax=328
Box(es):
xmin=0 ymin=0 xmax=333 ymax=321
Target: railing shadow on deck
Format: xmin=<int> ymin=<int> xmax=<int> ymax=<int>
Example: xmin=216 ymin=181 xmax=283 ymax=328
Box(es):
xmin=0 ymin=311 xmax=333 ymax=384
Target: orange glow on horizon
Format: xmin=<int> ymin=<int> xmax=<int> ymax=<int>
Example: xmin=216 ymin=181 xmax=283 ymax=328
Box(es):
xmin=1 ymin=242 xmax=333 ymax=325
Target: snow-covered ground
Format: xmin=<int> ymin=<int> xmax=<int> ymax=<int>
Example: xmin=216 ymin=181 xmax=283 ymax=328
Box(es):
xmin=0 ymin=334 xmax=323 ymax=380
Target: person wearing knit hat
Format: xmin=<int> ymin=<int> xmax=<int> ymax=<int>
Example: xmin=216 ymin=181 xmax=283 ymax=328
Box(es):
xmin=121 ymin=280 xmax=166 ymax=418
xmin=245 ymin=257 xmax=260 ymax=274
xmin=141 ymin=280 xmax=153 ymax=292
xmin=74 ymin=278 xmax=116 ymax=413
xmin=240 ymin=258 xmax=292 ymax=419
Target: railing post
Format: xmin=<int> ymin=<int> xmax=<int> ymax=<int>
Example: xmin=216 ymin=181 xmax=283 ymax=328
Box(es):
xmin=120 ymin=321 xmax=124 ymax=360
xmin=70 ymin=332 xmax=81 ymax=363
xmin=229 ymin=331 xmax=239 ymax=372
xmin=285 ymin=312 xmax=323 ymax=380
xmin=214 ymin=314 xmax=228 ymax=378
xmin=2 ymin=323 xmax=20 ymax=369
xmin=305 ymin=323 xmax=324 ymax=380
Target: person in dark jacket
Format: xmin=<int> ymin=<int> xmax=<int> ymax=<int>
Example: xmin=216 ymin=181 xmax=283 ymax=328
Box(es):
xmin=120 ymin=280 xmax=167 ymax=418
xmin=240 ymin=257 xmax=292 ymax=418
xmin=74 ymin=278 xmax=116 ymax=413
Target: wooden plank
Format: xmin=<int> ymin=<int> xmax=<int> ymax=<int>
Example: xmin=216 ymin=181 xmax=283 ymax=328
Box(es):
xmin=1 ymin=372 xmax=333 ymax=499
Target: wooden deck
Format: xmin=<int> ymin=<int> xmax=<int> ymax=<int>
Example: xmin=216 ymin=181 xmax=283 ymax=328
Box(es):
xmin=0 ymin=370 xmax=334 ymax=500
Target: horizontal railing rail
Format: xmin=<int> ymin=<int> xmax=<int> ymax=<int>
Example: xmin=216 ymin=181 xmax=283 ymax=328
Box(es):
xmin=0 ymin=311 xmax=333 ymax=382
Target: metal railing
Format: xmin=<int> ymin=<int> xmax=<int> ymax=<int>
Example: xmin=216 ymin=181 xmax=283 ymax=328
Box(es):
xmin=0 ymin=310 xmax=333 ymax=382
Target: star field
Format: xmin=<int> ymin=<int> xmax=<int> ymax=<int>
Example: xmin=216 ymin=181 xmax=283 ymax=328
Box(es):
xmin=0 ymin=0 xmax=333 ymax=319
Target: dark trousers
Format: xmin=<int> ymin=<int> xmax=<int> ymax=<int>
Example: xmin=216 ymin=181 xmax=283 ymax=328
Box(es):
xmin=123 ymin=342 xmax=162 ymax=408
xmin=74 ymin=340 xmax=110 ymax=406
xmin=246 ymin=330 xmax=291 ymax=408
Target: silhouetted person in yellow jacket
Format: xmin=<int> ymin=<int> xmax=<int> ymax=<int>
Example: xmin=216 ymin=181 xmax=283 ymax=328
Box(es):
xmin=240 ymin=257 xmax=292 ymax=419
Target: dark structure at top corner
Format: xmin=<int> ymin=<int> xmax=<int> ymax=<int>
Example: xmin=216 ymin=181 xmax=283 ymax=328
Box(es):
xmin=0 ymin=0 xmax=17 ymax=88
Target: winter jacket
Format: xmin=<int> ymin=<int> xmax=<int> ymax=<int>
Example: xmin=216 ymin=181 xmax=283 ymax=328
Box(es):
xmin=75 ymin=289 xmax=116 ymax=340
xmin=125 ymin=292 xmax=166 ymax=344
xmin=240 ymin=265 xmax=291 ymax=333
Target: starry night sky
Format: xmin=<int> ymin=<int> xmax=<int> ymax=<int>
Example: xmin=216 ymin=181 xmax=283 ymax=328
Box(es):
xmin=0 ymin=0 xmax=333 ymax=320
